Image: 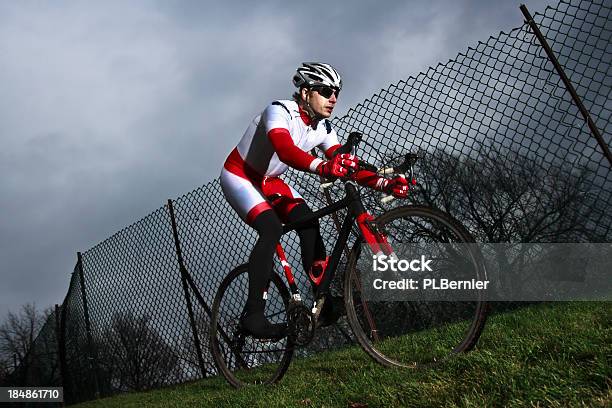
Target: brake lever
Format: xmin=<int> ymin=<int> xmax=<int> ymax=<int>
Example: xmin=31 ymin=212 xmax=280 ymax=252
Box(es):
xmin=380 ymin=153 xmax=419 ymax=203
xmin=334 ymin=132 xmax=363 ymax=155
xmin=319 ymin=164 xmax=362 ymax=190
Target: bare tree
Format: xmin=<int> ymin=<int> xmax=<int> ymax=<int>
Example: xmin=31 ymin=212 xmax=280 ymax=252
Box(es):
xmin=411 ymin=145 xmax=603 ymax=296
xmin=351 ymin=145 xmax=604 ymax=328
xmin=0 ymin=356 xmax=10 ymax=385
xmin=414 ymin=146 xmax=600 ymax=243
xmin=97 ymin=311 xmax=181 ymax=392
xmin=0 ymin=303 xmax=52 ymax=369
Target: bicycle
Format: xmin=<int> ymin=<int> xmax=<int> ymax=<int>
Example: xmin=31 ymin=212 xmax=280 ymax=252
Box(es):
xmin=209 ymin=132 xmax=489 ymax=388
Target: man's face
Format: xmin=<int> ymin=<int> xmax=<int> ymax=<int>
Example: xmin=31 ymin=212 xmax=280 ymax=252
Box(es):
xmin=303 ymin=86 xmax=339 ymax=118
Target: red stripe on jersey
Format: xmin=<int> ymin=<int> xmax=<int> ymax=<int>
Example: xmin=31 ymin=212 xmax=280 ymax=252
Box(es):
xmin=246 ymin=202 xmax=273 ymax=225
xmin=268 ymin=128 xmax=319 ymax=172
xmin=276 ymin=197 xmax=305 ymax=222
xmin=223 ymin=148 xmax=264 ymax=183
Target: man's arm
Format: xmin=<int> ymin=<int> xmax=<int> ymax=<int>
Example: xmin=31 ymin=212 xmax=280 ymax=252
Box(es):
xmin=269 ymin=129 xmax=357 ymax=178
xmin=268 ymin=128 xmax=323 ymax=173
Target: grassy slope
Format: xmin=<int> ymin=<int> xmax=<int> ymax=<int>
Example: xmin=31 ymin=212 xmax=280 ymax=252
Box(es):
xmin=74 ymin=302 xmax=611 ymax=408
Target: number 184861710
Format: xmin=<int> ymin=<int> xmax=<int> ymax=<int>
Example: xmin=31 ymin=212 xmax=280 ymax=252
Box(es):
xmin=1 ymin=387 xmax=62 ymax=402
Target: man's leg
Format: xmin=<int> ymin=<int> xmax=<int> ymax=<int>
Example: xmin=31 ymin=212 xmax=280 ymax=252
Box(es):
xmin=286 ymin=204 xmax=342 ymax=327
xmin=286 ymin=203 xmax=327 ymax=287
xmin=240 ymin=210 xmax=287 ymax=339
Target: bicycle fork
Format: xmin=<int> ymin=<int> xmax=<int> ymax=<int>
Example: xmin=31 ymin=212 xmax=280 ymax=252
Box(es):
xmin=356 ymin=212 xmax=395 ymax=258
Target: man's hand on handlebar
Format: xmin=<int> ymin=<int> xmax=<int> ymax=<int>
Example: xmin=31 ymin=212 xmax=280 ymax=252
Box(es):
xmin=319 ymin=132 xmax=417 ymax=200
xmin=316 ymin=154 xmax=358 ymax=178
xmin=349 ymin=166 xmax=411 ymax=199
xmin=382 ymin=175 xmax=410 ymax=198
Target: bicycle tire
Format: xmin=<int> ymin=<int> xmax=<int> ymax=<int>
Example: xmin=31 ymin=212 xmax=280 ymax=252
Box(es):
xmin=210 ymin=264 xmax=294 ymax=387
xmin=344 ymin=205 xmax=489 ymax=368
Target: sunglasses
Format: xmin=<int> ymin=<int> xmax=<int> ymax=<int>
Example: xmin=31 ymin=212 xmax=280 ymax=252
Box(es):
xmin=313 ymin=86 xmax=340 ymax=99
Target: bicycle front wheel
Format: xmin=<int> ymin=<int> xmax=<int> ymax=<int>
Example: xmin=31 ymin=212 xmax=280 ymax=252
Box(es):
xmin=344 ymin=205 xmax=489 ymax=368
xmin=209 ymin=264 xmax=294 ymax=387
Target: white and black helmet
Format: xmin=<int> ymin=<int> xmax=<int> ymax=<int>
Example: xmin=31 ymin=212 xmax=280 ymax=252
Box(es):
xmin=292 ymin=62 xmax=342 ymax=90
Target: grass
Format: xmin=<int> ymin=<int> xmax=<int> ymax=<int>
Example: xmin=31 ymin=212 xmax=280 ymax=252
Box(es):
xmin=74 ymin=302 xmax=611 ymax=407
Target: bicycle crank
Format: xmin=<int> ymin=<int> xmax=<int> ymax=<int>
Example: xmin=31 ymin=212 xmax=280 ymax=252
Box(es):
xmin=287 ymin=301 xmax=315 ymax=347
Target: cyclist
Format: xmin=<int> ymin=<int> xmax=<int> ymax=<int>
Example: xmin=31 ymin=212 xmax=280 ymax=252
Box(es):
xmin=220 ymin=62 xmax=409 ymax=339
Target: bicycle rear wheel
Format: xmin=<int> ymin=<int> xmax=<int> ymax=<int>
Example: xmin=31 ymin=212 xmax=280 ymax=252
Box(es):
xmin=209 ymin=264 xmax=294 ymax=387
xmin=344 ymin=205 xmax=489 ymax=368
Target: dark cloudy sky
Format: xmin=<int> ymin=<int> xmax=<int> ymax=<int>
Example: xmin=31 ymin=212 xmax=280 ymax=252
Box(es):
xmin=0 ymin=0 xmax=556 ymax=318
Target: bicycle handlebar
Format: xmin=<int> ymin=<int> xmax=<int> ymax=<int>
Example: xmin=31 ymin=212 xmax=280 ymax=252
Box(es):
xmin=320 ymin=131 xmax=419 ymax=203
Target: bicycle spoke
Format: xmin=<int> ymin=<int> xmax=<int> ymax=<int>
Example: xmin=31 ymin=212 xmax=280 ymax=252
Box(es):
xmin=345 ymin=206 xmax=488 ymax=368
xmin=210 ymin=264 xmax=294 ymax=387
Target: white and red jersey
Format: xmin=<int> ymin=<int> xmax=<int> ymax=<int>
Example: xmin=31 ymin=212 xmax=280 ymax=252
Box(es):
xmin=220 ymin=100 xmax=341 ymax=224
xmin=225 ymin=100 xmax=340 ymax=178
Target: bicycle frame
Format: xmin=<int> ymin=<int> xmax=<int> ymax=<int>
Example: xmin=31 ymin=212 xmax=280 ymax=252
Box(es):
xmin=270 ymin=180 xmax=395 ymax=303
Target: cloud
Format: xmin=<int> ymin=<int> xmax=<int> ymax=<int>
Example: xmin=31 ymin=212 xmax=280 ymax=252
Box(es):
xmin=0 ymin=0 xmax=556 ymax=317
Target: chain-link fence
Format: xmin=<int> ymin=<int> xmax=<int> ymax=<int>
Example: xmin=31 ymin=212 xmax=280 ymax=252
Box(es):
xmin=3 ymin=0 xmax=610 ymax=405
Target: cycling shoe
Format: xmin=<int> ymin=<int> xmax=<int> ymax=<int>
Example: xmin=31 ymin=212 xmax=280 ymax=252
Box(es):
xmin=239 ymin=311 xmax=287 ymax=340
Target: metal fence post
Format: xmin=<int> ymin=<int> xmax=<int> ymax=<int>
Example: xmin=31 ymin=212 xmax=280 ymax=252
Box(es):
xmin=54 ymin=304 xmax=67 ymax=407
xmin=520 ymin=4 xmax=612 ymax=166
xmin=54 ymin=305 xmax=64 ymax=385
xmin=58 ymin=297 xmax=72 ymax=404
xmin=166 ymin=200 xmax=208 ymax=379
xmin=77 ymin=252 xmax=101 ymax=399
